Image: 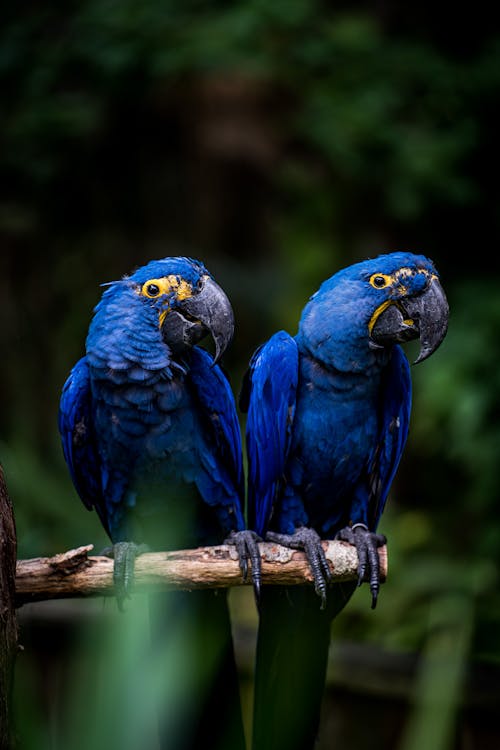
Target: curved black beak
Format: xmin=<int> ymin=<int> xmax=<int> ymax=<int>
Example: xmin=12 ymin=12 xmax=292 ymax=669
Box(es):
xmin=161 ymin=276 xmax=234 ymax=363
xmin=370 ymin=276 xmax=449 ymax=364
xmin=403 ymin=276 xmax=449 ymax=363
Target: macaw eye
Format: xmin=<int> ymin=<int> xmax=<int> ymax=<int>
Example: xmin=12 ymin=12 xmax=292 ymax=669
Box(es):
xmin=370 ymin=273 xmax=391 ymax=289
xmin=144 ymin=282 xmax=161 ymax=297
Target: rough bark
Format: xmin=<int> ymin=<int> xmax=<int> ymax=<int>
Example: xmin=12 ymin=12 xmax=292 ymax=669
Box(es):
xmin=0 ymin=465 xmax=17 ymax=750
xmin=15 ymin=540 xmax=387 ymax=606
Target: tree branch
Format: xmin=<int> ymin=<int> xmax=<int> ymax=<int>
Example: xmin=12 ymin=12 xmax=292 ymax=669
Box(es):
xmin=1 ymin=465 xmax=17 ymax=750
xmin=15 ymin=540 xmax=387 ymax=606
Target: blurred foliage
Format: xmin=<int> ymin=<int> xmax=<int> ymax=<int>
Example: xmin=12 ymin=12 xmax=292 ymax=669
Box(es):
xmin=1 ymin=1 xmax=500 ymax=748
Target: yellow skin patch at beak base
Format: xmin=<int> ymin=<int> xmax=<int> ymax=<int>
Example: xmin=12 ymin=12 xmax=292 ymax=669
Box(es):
xmin=167 ymin=276 xmax=195 ymax=301
xmin=158 ymin=309 xmax=168 ymax=328
xmin=368 ymin=299 xmax=395 ymax=335
xmin=368 ymin=300 xmax=415 ymax=335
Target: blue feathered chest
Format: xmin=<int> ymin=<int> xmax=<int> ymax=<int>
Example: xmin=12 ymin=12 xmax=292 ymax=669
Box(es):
xmin=90 ymin=367 xmax=202 ymax=484
xmin=284 ymin=352 xmax=385 ymax=533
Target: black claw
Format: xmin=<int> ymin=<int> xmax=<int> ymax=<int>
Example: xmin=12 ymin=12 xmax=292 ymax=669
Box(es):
xmin=266 ymin=527 xmax=331 ymax=608
xmin=335 ymin=524 xmax=386 ymax=609
xmin=225 ymin=530 xmax=262 ymax=605
xmin=367 ymin=537 xmax=383 ymax=608
xmin=357 ymin=542 xmax=368 ymax=587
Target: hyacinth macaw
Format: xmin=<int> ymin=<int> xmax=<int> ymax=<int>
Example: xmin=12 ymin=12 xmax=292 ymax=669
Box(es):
xmin=58 ymin=256 xmax=260 ymax=750
xmin=241 ymin=251 xmax=449 ymax=750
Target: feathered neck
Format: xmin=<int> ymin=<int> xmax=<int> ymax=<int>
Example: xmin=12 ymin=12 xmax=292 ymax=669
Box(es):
xmin=85 ymin=280 xmax=175 ymax=376
xmin=296 ymin=280 xmax=390 ymax=374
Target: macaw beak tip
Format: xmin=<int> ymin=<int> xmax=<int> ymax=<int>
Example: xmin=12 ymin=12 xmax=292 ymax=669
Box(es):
xmin=413 ymin=336 xmax=447 ymax=365
xmin=211 ymin=311 xmax=234 ymax=365
xmin=410 ymin=277 xmax=449 ymax=365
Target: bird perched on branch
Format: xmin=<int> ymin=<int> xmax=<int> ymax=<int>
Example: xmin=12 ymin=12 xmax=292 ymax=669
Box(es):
xmin=58 ymin=256 xmax=260 ymax=750
xmin=241 ymin=251 xmax=449 ymax=750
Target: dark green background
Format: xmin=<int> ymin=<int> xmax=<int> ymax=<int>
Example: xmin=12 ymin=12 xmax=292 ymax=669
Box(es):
xmin=1 ymin=2 xmax=499 ymax=748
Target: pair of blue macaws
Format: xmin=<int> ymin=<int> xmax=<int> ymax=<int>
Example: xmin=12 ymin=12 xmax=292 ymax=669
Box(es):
xmin=59 ymin=252 xmax=448 ymax=750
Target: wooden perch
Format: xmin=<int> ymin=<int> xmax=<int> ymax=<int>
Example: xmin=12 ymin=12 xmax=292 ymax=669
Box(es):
xmin=1 ymin=465 xmax=17 ymax=750
xmin=15 ymin=540 xmax=387 ymax=606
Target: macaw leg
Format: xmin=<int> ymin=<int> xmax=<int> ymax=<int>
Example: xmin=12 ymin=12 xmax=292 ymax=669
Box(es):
xmin=335 ymin=523 xmax=386 ymax=608
xmin=265 ymin=527 xmax=332 ymax=609
xmin=108 ymin=541 xmax=150 ymax=610
xmin=224 ymin=529 xmax=262 ymax=604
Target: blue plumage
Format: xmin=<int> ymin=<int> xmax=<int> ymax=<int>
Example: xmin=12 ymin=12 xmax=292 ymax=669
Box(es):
xmin=59 ymin=257 xmax=247 ymax=548
xmin=243 ymin=251 xmax=449 ymax=750
xmin=58 ymin=256 xmax=258 ymax=750
xmin=245 ymin=251 xmax=447 ymax=560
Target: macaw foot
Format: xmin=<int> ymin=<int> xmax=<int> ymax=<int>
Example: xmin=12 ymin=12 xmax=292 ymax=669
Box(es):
xmin=265 ymin=527 xmax=332 ymax=609
xmin=225 ymin=530 xmax=262 ymax=603
xmin=335 ymin=524 xmax=386 ymax=609
xmin=105 ymin=541 xmax=150 ymax=610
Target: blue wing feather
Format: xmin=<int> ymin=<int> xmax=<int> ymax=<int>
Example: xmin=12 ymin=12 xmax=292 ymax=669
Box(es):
xmin=188 ymin=347 xmax=245 ymax=525
xmin=58 ymin=357 xmax=109 ymax=533
xmin=367 ymin=345 xmax=412 ymax=528
xmin=243 ymin=331 xmax=299 ymax=537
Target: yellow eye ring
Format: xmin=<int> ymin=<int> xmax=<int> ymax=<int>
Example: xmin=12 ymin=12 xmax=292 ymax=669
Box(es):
xmin=369 ymin=273 xmax=391 ymax=289
xmin=142 ymin=279 xmax=164 ymax=298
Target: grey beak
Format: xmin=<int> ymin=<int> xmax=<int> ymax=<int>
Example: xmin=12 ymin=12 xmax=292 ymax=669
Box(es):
xmin=162 ymin=275 xmax=234 ymax=363
xmin=370 ymin=276 xmax=449 ymax=364
xmin=403 ymin=277 xmax=449 ymax=363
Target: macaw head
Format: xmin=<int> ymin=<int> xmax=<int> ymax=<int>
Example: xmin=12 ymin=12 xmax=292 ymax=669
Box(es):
xmin=298 ymin=251 xmax=449 ymax=370
xmin=128 ymin=257 xmax=234 ymax=362
xmin=88 ymin=257 xmax=234 ymax=368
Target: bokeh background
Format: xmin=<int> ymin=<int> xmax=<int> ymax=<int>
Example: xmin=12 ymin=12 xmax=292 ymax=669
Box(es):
xmin=1 ymin=2 xmax=500 ymax=748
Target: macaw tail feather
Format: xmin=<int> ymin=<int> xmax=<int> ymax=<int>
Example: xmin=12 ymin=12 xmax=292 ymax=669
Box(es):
xmin=252 ymin=583 xmax=356 ymax=750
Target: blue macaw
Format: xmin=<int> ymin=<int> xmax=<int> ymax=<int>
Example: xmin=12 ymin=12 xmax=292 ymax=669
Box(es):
xmin=241 ymin=251 xmax=449 ymax=750
xmin=58 ymin=256 xmax=260 ymax=750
